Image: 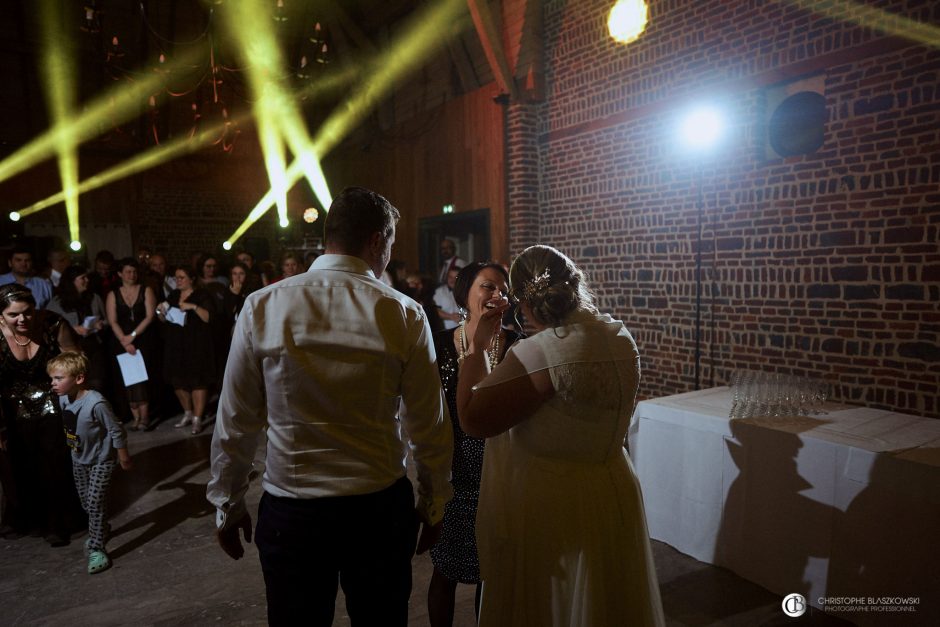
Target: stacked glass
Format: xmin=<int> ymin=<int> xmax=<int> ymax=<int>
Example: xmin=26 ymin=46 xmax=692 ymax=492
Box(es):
xmin=729 ymin=371 xmax=829 ymax=419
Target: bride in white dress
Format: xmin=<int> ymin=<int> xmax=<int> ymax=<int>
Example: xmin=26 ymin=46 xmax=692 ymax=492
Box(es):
xmin=456 ymin=245 xmax=665 ymax=627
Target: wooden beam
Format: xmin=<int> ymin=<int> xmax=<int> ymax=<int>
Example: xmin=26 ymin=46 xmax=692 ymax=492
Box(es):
xmin=324 ymin=0 xmax=378 ymax=54
xmin=518 ymin=0 xmax=544 ymax=100
xmin=447 ymin=34 xmax=480 ymax=94
xmin=466 ymin=0 xmax=519 ymax=100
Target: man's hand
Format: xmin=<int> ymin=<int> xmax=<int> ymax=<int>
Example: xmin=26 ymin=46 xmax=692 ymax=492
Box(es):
xmin=216 ymin=512 xmax=253 ymax=560
xmin=415 ymin=518 xmax=442 ymax=555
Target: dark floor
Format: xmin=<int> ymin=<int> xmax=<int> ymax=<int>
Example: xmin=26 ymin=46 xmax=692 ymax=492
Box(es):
xmin=0 ymin=414 xmax=854 ymax=626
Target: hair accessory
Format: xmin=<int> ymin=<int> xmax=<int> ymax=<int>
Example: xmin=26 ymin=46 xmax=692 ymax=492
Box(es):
xmin=521 ymin=269 xmax=551 ymax=301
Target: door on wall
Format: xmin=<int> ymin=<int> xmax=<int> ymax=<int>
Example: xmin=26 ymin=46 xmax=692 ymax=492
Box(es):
xmin=418 ymin=209 xmax=490 ymax=282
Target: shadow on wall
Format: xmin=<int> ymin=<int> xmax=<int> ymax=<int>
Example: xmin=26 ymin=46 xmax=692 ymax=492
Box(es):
xmin=715 ymin=419 xmax=940 ymax=626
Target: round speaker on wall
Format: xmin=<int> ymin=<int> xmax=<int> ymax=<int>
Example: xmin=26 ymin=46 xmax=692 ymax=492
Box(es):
xmin=768 ymin=91 xmax=827 ymax=157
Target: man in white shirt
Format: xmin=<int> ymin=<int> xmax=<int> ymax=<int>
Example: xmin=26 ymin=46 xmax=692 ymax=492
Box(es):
xmin=433 ymin=267 xmax=461 ymax=330
xmin=208 ymin=187 xmax=453 ymax=627
xmin=0 ymin=247 xmax=53 ymax=309
xmin=438 ymin=238 xmax=466 ymax=285
xmin=45 ymin=248 xmax=70 ymax=287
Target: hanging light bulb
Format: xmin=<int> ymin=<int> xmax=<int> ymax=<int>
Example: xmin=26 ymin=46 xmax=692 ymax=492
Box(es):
xmin=608 ymin=0 xmax=648 ymax=44
xmin=296 ymin=55 xmax=310 ymax=80
xmin=273 ymin=0 xmax=288 ymax=22
xmin=106 ymin=36 xmax=125 ymax=63
xmin=309 ymin=21 xmax=324 ymax=45
xmin=81 ymin=2 xmax=101 ymax=33
xmin=315 ymin=42 xmax=329 ymax=65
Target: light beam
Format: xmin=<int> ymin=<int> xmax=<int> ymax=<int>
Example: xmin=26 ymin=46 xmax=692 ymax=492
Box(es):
xmin=39 ymin=0 xmax=81 ymax=245
xmin=224 ymin=0 xmax=470 ymax=246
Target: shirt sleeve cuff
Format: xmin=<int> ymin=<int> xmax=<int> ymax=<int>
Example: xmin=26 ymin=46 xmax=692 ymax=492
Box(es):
xmin=416 ymin=494 xmax=448 ymax=527
xmin=215 ymin=499 xmax=248 ymax=530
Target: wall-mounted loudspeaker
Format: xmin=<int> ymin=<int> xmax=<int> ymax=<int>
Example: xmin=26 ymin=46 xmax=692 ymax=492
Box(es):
xmin=763 ymin=75 xmax=827 ymax=160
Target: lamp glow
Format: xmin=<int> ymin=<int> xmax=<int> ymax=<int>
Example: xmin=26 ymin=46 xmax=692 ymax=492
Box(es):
xmin=679 ymin=107 xmax=726 ymax=150
xmin=70 ymin=240 xmax=82 ymax=251
xmin=9 ymin=211 xmax=21 ymax=222
xmin=223 ymin=241 xmax=232 ymax=251
xmin=608 ymin=0 xmax=648 ymax=44
xmin=303 ymin=207 xmax=319 ymax=223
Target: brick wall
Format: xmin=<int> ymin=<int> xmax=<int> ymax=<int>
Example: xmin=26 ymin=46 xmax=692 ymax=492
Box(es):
xmin=521 ymin=0 xmax=940 ymax=416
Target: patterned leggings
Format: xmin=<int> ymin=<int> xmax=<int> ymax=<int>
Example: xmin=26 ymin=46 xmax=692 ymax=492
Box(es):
xmin=72 ymin=460 xmax=115 ymax=551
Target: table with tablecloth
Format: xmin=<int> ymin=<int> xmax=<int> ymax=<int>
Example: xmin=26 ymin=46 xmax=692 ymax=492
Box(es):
xmin=628 ymin=387 xmax=940 ymax=624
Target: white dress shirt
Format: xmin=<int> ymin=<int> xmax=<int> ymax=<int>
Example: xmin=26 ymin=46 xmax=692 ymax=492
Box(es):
xmin=207 ymin=254 xmax=453 ymax=529
xmin=433 ymin=284 xmax=459 ymax=330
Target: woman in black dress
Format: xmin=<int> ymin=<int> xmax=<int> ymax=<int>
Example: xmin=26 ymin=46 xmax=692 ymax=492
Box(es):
xmin=156 ymin=265 xmax=215 ymax=435
xmin=0 ymin=283 xmax=81 ymax=544
xmin=46 ymin=265 xmax=108 ymax=391
xmin=427 ymin=262 xmax=518 ymax=626
xmin=105 ymin=258 xmax=157 ymax=431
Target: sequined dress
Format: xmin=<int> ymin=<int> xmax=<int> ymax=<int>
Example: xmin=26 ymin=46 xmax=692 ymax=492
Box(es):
xmin=0 ymin=311 xmax=80 ymax=536
xmin=429 ymin=327 xmax=519 ymax=584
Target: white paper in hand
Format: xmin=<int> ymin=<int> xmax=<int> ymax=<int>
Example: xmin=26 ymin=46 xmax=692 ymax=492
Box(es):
xmin=166 ymin=306 xmax=186 ymax=326
xmin=116 ymin=351 xmax=149 ymax=386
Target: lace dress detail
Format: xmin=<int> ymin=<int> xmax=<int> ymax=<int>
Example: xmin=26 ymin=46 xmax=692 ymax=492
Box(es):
xmin=550 ymin=361 xmax=621 ymax=411
xmin=475 ymin=314 xmax=664 ymax=627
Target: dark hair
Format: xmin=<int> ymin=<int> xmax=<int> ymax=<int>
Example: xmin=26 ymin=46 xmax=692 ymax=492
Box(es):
xmin=94 ymin=250 xmax=115 ymax=264
xmin=229 ymin=261 xmax=250 ymax=277
xmin=55 ymin=265 xmax=91 ymax=312
xmin=197 ymin=254 xmax=219 ymax=278
xmin=0 ymin=283 xmax=36 ymax=312
xmin=324 ymin=187 xmax=399 ymax=253
xmin=279 ymin=251 xmax=301 ymax=265
xmin=174 ymin=265 xmax=197 ymax=282
xmin=116 ymin=257 xmax=139 ymax=273
xmin=453 ymin=262 xmax=509 ymax=311
xmin=10 ymin=244 xmax=33 ymax=257
xmin=509 ymin=245 xmax=596 ymax=327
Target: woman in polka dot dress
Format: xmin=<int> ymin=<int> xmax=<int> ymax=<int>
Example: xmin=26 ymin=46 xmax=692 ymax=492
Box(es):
xmin=427 ymin=262 xmax=519 ymax=626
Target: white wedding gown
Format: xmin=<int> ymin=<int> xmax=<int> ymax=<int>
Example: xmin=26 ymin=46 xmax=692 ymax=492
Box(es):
xmin=475 ymin=311 xmax=665 ymax=627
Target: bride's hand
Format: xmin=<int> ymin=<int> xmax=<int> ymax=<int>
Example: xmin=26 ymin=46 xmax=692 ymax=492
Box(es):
xmin=470 ymin=296 xmax=510 ymax=354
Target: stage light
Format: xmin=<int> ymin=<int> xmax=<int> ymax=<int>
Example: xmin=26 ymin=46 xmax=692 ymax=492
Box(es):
xmin=223 ymin=0 xmax=469 ymax=248
xmin=222 ymin=241 xmax=232 ymax=251
xmin=16 ymin=65 xmax=358 ymax=221
xmin=70 ymin=240 xmax=82 ymax=251
xmin=279 ymin=217 xmax=290 ymax=228
xmin=40 ymin=0 xmax=82 ymax=248
xmin=303 ymin=207 xmax=318 ymax=223
xmin=9 ymin=211 xmax=21 ymax=222
xmin=679 ymin=106 xmax=725 ymax=151
xmin=608 ymin=0 xmax=648 ymax=44
xmin=784 ymin=0 xmax=940 ymax=48
xmin=0 ymin=47 xmax=204 ymax=185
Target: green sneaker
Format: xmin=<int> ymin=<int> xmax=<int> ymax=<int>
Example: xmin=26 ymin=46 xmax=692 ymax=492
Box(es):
xmin=87 ymin=550 xmax=111 ymax=575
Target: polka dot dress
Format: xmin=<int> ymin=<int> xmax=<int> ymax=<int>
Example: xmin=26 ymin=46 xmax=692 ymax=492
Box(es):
xmin=429 ymin=327 xmax=519 ymax=584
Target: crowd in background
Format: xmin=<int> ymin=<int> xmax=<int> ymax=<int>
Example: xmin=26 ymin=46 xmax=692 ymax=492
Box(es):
xmin=0 ymin=238 xmax=477 ymax=431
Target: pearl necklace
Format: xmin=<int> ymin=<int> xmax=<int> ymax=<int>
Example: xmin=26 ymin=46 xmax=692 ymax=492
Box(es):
xmin=457 ymin=320 xmax=501 ymax=369
xmin=3 ymin=325 xmax=32 ymax=347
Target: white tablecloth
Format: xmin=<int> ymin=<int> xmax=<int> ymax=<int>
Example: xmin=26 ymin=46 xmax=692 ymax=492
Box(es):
xmin=629 ymin=387 xmax=940 ymax=624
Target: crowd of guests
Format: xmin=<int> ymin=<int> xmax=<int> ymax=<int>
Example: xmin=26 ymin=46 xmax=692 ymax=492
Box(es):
xmin=0 ymin=243 xmax=334 ymax=558
xmin=0 ymin=238 xmax=472 ymax=546
xmin=4 ymin=215 xmax=664 ymax=626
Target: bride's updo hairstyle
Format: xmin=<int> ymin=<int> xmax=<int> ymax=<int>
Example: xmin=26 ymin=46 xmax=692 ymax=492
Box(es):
xmin=509 ymin=245 xmax=596 ymax=327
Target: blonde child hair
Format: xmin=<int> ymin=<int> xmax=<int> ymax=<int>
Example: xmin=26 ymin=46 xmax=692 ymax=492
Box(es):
xmin=46 ymin=351 xmax=90 ymax=378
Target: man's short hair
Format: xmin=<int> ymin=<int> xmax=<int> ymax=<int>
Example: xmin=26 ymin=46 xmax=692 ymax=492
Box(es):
xmin=324 ymin=187 xmax=399 ymax=253
xmin=11 ymin=244 xmax=32 ymax=258
xmin=47 ymin=351 xmax=89 ymax=377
